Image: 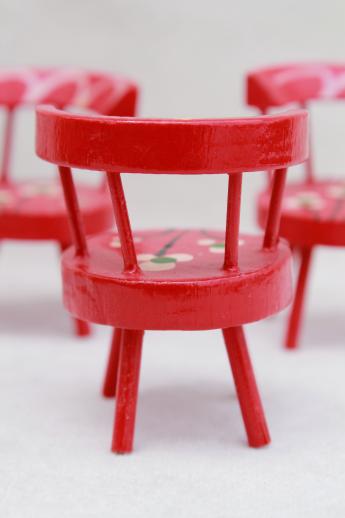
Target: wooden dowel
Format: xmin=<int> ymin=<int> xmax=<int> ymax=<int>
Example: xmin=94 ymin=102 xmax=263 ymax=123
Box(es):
xmin=106 ymin=171 xmax=139 ymax=273
xmin=305 ymin=132 xmax=314 ymax=184
xmin=58 ymin=166 xmax=88 ymax=257
xmin=260 ymin=108 xmax=273 ymax=187
xmin=263 ymin=168 xmax=287 ymax=249
xmin=223 ymin=173 xmax=242 ymax=270
xmin=300 ymin=102 xmax=314 ymax=184
xmin=1 ymin=108 xmax=15 ymax=184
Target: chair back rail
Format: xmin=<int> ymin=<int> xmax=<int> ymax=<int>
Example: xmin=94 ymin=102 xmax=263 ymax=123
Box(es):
xmin=36 ymin=107 xmax=308 ymax=269
xmin=247 ymin=63 xmax=345 ymax=183
xmin=0 ymin=67 xmax=138 ymax=184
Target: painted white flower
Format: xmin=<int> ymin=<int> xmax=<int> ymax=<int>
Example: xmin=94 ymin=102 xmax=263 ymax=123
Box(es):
xmin=109 ymin=236 xmax=142 ymax=248
xmin=284 ymin=191 xmax=325 ymax=211
xmin=20 ymin=182 xmax=60 ymax=198
xmin=137 ymin=253 xmax=193 ymax=271
xmin=326 ymin=183 xmax=345 ymax=199
xmin=0 ymin=189 xmax=15 ymax=208
xmin=198 ymin=237 xmax=244 ymax=253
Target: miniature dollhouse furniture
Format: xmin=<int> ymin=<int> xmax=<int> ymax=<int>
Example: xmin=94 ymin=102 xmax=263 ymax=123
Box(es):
xmin=36 ymin=105 xmax=308 ymax=453
xmin=247 ymin=63 xmax=345 ymax=348
xmin=0 ymin=67 xmax=138 ymax=336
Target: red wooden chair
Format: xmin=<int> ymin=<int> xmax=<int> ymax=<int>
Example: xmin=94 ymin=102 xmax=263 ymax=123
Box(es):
xmin=36 ymin=106 xmax=308 ymax=453
xmin=0 ymin=67 xmax=138 ymax=336
xmin=247 ymin=63 xmax=345 ymax=348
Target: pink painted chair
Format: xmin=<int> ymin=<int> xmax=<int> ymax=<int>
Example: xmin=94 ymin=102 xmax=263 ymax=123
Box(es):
xmin=0 ymin=67 xmax=138 ymax=336
xmin=36 ymin=106 xmax=308 ymax=453
xmin=247 ymin=63 xmax=345 ymax=348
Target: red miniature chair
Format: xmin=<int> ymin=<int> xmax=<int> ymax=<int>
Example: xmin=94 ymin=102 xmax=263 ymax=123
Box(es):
xmin=247 ymin=63 xmax=345 ymax=349
xmin=0 ymin=67 xmax=138 ymax=336
xmin=36 ymin=106 xmax=308 ymax=453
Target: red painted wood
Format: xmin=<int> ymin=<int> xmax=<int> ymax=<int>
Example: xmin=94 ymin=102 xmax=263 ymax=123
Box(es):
xmin=106 ymin=172 xmax=138 ymax=273
xmin=36 ymin=108 xmax=308 ymax=452
xmin=285 ymin=247 xmax=313 ymax=349
xmin=61 ymin=230 xmax=293 ymax=330
xmin=263 ymin=168 xmax=287 ymax=249
xmin=59 ymin=241 xmax=90 ymax=336
xmin=36 ymin=107 xmax=308 ymax=174
xmin=0 ymin=108 xmax=14 ymax=184
xmin=0 ymin=67 xmax=138 ymax=114
xmin=112 ymin=329 xmax=144 ymax=454
xmin=103 ymin=328 xmax=122 ymax=398
xmin=73 ymin=316 xmax=91 ymax=337
xmin=247 ymin=63 xmax=345 ymax=110
xmin=0 ymin=67 xmax=138 ymax=337
xmin=258 ymin=181 xmax=345 ymax=247
xmin=224 ymin=173 xmax=242 ymax=270
xmin=59 ymin=167 xmax=88 ymax=257
xmin=248 ymin=63 xmax=345 ymax=347
xmin=0 ymin=180 xmax=113 ymax=241
xmin=222 ymin=326 xmax=270 ymax=447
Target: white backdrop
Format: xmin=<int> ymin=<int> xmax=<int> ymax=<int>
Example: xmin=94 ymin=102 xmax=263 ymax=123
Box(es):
xmin=1 ymin=2 xmax=345 ymax=517
xmin=2 ymin=0 xmax=345 ymax=230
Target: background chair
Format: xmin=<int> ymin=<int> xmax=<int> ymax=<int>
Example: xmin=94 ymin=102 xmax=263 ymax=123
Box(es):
xmin=36 ymin=106 xmax=308 ymax=453
xmin=0 ymin=67 xmax=138 ymax=336
xmin=247 ymin=63 xmax=345 ymax=348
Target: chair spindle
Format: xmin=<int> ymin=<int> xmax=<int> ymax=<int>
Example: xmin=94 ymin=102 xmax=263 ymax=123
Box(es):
xmin=58 ymin=166 xmax=88 ymax=257
xmin=106 ymin=172 xmax=139 ymax=273
xmin=263 ymin=168 xmax=287 ymax=249
xmin=1 ymin=108 xmax=15 ymax=184
xmin=223 ymin=172 xmax=242 ymax=270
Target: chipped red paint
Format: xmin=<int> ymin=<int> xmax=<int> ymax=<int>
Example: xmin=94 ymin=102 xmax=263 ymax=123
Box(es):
xmin=35 ymin=107 xmax=308 ymax=453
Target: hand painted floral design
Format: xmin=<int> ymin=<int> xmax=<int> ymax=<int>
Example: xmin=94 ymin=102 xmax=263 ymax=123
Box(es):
xmin=197 ymin=237 xmax=244 ymax=253
xmin=19 ymin=182 xmax=61 ymax=198
xmin=284 ymin=191 xmax=325 ymax=211
xmin=137 ymin=253 xmax=193 ymax=271
xmin=109 ymin=235 xmax=142 ymax=248
xmin=272 ymin=65 xmax=345 ymax=99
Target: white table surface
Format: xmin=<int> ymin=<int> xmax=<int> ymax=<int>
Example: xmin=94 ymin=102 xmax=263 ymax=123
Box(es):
xmin=1 ymin=240 xmax=344 ymax=517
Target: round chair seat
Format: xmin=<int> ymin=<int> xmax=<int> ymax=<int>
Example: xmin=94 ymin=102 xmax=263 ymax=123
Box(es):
xmin=62 ymin=229 xmax=292 ymax=331
xmin=0 ymin=180 xmax=113 ymax=242
xmin=258 ymin=180 xmax=345 ymax=247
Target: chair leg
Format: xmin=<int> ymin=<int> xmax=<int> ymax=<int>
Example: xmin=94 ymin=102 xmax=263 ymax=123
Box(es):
xmin=285 ymin=247 xmax=313 ymax=350
xmin=112 ymin=329 xmax=144 ymax=454
xmin=222 ymin=326 xmax=270 ymax=447
xmin=59 ymin=242 xmax=91 ymax=337
xmin=73 ymin=318 xmax=91 ymax=337
xmin=102 ymin=328 xmax=122 ymax=398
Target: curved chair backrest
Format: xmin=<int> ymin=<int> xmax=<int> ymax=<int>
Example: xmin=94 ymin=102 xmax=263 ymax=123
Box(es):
xmin=36 ymin=106 xmax=308 ymax=273
xmin=247 ymin=63 xmax=345 ymax=182
xmin=0 ymin=67 xmax=138 ymax=183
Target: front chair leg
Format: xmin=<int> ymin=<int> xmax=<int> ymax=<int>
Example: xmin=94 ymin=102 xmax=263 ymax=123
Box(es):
xmin=59 ymin=242 xmax=91 ymax=337
xmin=222 ymin=326 xmax=270 ymax=447
xmin=112 ymin=329 xmax=144 ymax=454
xmin=102 ymin=328 xmax=122 ymax=398
xmin=285 ymin=246 xmax=313 ymax=349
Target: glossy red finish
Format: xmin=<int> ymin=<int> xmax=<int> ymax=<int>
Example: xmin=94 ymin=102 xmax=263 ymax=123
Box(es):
xmin=247 ymin=63 xmax=345 ymax=111
xmin=0 ymin=180 xmax=112 ymax=241
xmin=0 ymin=67 xmax=138 ymax=336
xmin=61 ymin=230 xmax=292 ymax=330
xmin=258 ymin=181 xmax=345 ymax=247
xmin=36 ymin=108 xmax=307 ymax=174
xmin=247 ymin=63 xmax=345 ymax=348
xmin=35 ymin=107 xmax=308 ymax=453
xmin=103 ymin=328 xmax=122 ymax=398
